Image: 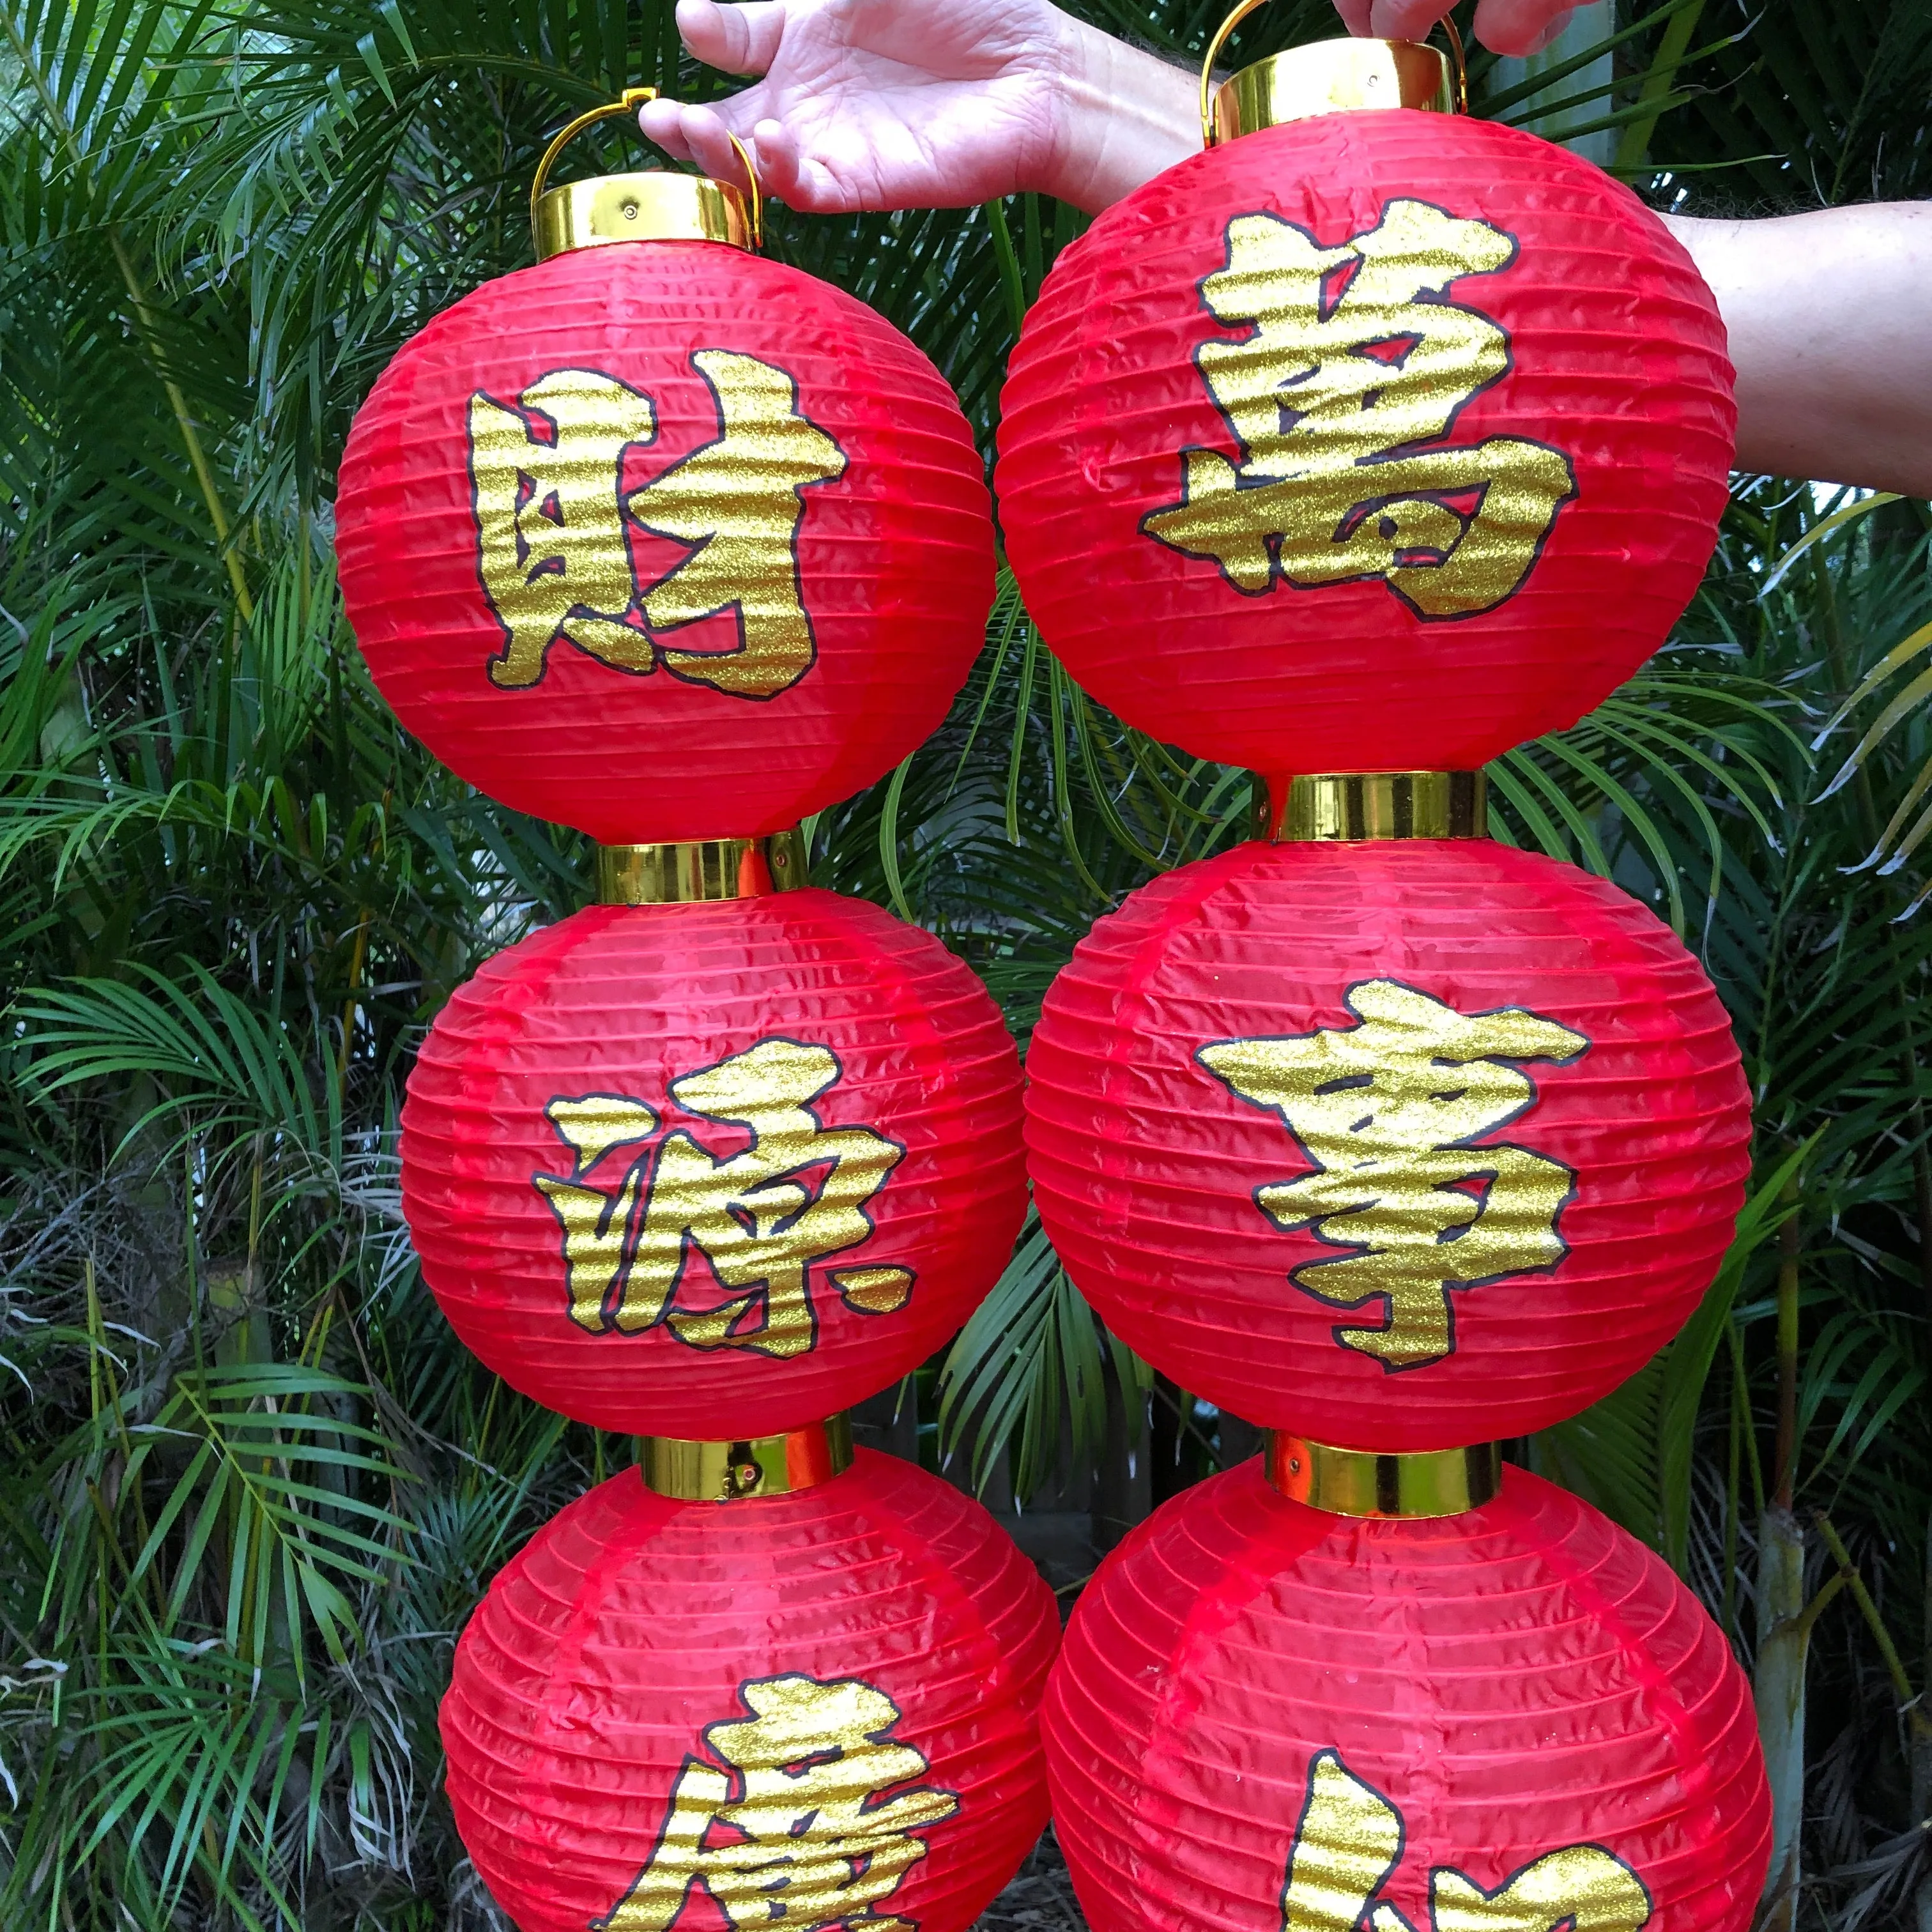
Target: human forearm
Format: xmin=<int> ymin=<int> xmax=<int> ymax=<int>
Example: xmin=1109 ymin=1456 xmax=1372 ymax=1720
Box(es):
xmin=1038 ymin=13 xmax=1195 ymax=213
xmin=1664 ymin=205 xmax=1932 ymax=496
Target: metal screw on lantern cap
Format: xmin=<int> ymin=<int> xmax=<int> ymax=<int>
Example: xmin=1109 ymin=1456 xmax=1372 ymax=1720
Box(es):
xmin=637 ymin=1414 xmax=855 ymax=1502
xmin=1268 ymin=1433 xmax=1502 ymax=1519
xmin=596 ymin=829 xmax=809 ymax=905
xmin=1251 ymin=770 xmax=1489 ymax=843
xmin=530 ymin=86 xmax=763 ymax=259
xmin=1199 ymin=7 xmax=1464 ymax=148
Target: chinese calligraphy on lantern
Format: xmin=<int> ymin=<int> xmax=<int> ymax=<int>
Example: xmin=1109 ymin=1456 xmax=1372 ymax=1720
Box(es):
xmin=1142 ymin=200 xmax=1575 ymax=617
xmin=533 ymin=1037 xmax=913 ymax=1358
xmin=470 ymin=351 xmax=845 ymax=696
xmin=1199 ymin=981 xmax=1586 ymax=1369
xmin=595 ymin=1673 xmax=958 ymax=1932
xmin=1279 ymin=1750 xmax=1651 ymax=1932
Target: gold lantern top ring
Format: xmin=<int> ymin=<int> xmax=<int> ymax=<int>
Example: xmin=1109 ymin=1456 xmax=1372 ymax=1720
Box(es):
xmin=1199 ymin=1 xmax=1466 ymax=147
xmin=1267 ymin=1434 xmax=1501 ymax=1519
xmin=529 ymin=87 xmax=763 ymax=259
xmin=638 ymin=1414 xmax=854 ymax=1503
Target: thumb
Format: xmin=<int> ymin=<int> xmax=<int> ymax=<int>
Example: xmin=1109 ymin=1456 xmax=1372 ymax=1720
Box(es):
xmin=677 ymin=0 xmax=788 ymax=78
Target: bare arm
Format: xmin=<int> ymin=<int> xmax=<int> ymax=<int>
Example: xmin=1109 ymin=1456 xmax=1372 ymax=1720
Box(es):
xmin=1667 ymin=207 xmax=1932 ymax=498
xmin=645 ymin=1 xmax=1931 ymax=496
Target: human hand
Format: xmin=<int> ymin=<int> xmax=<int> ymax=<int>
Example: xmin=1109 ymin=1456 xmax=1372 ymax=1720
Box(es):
xmin=1331 ymin=0 xmax=1586 ymax=56
xmin=638 ymin=0 xmax=1080 ymax=212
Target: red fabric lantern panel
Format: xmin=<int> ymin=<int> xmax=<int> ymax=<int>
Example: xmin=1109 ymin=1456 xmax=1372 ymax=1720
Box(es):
xmin=995 ymin=114 xmax=1734 ymax=779
xmin=1045 ymin=1460 xmax=1770 ymax=1932
xmin=337 ymin=243 xmax=994 ymax=842
xmin=443 ymin=1450 xmax=1059 ymax=1932
xmin=1024 ymin=838 xmax=1750 ymax=1450
xmin=402 ymin=891 xmax=1025 ymax=1436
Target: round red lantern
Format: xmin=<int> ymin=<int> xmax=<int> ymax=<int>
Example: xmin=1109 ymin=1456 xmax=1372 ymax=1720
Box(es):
xmin=994 ymin=38 xmax=1734 ymax=782
xmin=402 ymin=876 xmax=1026 ymax=1437
xmin=337 ymin=134 xmax=994 ymax=843
xmin=1024 ymin=808 xmax=1751 ymax=1450
xmin=443 ymin=1434 xmax=1059 ymax=1932
xmin=1044 ymin=1452 xmax=1770 ymax=1932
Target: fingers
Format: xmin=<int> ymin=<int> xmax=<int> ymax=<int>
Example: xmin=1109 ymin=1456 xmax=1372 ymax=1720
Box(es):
xmin=638 ymin=95 xmax=697 ymax=163
xmin=678 ymin=103 xmax=756 ymax=191
xmin=1366 ymin=0 xmax=1455 ymax=39
xmin=1335 ymin=0 xmax=1581 ymax=54
xmin=750 ymin=120 xmax=847 ymax=213
xmin=637 ymin=100 xmax=755 ymax=188
xmin=674 ymin=0 xmax=787 ymax=77
xmin=1471 ymin=0 xmax=1580 ymax=54
xmin=748 ymin=119 xmax=804 ymax=206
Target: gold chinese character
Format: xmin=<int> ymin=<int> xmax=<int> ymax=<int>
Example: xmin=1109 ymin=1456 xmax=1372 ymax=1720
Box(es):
xmin=630 ymin=351 xmax=848 ymax=697
xmin=1280 ymin=1749 xmax=1651 ymax=1932
xmin=1143 ymin=201 xmax=1575 ymax=617
xmin=1199 ymin=981 xmax=1586 ymax=1369
xmin=471 ymin=369 xmax=659 ymax=687
xmin=533 ymin=1038 xmax=913 ymax=1358
xmin=594 ymin=1673 xmax=958 ymax=1932
xmin=469 ymin=352 xmax=845 ymax=696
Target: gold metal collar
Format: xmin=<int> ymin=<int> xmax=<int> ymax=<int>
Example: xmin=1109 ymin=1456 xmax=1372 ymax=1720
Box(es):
xmin=638 ymin=1414 xmax=854 ymax=1502
xmin=1267 ymin=1434 xmax=1501 ymax=1518
xmin=597 ymin=829 xmax=808 ymax=904
xmin=1208 ymin=34 xmax=1458 ymax=144
xmin=1253 ymin=770 xmax=1488 ymax=842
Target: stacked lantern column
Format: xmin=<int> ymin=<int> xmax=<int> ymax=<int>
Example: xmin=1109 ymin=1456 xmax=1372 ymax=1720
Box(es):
xmin=335 ymin=107 xmax=1057 ymax=1932
xmin=996 ymin=27 xmax=1772 ymax=1932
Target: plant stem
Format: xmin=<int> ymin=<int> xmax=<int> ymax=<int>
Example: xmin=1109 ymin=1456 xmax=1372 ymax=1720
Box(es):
xmin=1772 ymin=1186 xmax=1800 ymax=1511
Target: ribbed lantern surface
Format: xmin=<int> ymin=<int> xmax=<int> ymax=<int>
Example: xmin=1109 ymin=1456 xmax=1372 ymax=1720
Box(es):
xmin=1024 ymin=836 xmax=1751 ymax=1451
xmin=445 ymin=1451 xmax=1059 ymax=1932
xmin=403 ymin=891 xmax=1026 ymax=1437
xmin=996 ymin=112 xmax=1734 ymax=782
xmin=338 ymin=242 xmax=995 ymax=843
xmin=1044 ymin=1459 xmax=1770 ymax=1932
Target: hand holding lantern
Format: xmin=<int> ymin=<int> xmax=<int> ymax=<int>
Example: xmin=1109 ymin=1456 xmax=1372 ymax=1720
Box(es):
xmin=337 ymin=91 xmax=995 ymax=845
xmin=998 ymin=20 xmax=1773 ymax=1932
xmin=339 ymin=103 xmax=1055 ymax=1932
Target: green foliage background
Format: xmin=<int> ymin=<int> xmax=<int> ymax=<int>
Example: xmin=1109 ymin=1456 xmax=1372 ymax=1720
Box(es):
xmin=1 ymin=1 xmax=1929 ymax=1927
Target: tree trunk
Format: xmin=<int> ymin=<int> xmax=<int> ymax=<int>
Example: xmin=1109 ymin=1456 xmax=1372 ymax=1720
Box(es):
xmin=1754 ymin=1506 xmax=1809 ymax=1931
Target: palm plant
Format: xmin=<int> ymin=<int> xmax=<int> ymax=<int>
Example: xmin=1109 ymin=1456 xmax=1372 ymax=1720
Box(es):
xmin=1 ymin=2 xmax=1927 ymax=1927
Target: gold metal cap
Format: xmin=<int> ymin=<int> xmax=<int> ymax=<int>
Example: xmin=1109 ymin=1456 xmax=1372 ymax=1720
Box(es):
xmin=528 ymin=87 xmax=762 ymax=260
xmin=1210 ymin=35 xmax=1457 ymax=143
xmin=533 ymin=170 xmax=752 ymax=257
xmin=1267 ymin=1434 xmax=1501 ymax=1518
xmin=638 ymin=1414 xmax=855 ymax=1502
xmin=597 ymin=830 xmax=809 ymax=905
xmin=1253 ymin=770 xmax=1488 ymax=842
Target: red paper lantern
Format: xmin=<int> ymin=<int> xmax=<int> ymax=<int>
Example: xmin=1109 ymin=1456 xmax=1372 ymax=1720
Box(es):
xmin=1045 ymin=1457 xmax=1770 ymax=1932
xmin=995 ymin=101 xmax=1733 ymax=781
xmin=443 ymin=1446 xmax=1059 ymax=1932
xmin=1024 ymin=833 xmax=1750 ymax=1450
xmin=402 ymin=889 xmax=1025 ymax=1436
xmin=337 ymin=213 xmax=993 ymax=843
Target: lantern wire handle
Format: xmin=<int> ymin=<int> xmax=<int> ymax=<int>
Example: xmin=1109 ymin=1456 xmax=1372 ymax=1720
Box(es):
xmin=1198 ymin=0 xmax=1469 ymax=146
xmin=1199 ymin=0 xmax=1271 ymax=148
xmin=1440 ymin=13 xmax=1470 ymax=112
xmin=528 ymin=87 xmax=763 ymax=252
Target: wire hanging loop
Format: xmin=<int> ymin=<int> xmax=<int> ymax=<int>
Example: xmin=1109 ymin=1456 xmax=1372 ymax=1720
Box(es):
xmin=1439 ymin=13 xmax=1470 ymax=112
xmin=1198 ymin=0 xmax=1469 ymax=146
xmin=528 ymin=88 xmax=763 ymax=252
xmin=1199 ymin=0 xmax=1272 ymax=148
